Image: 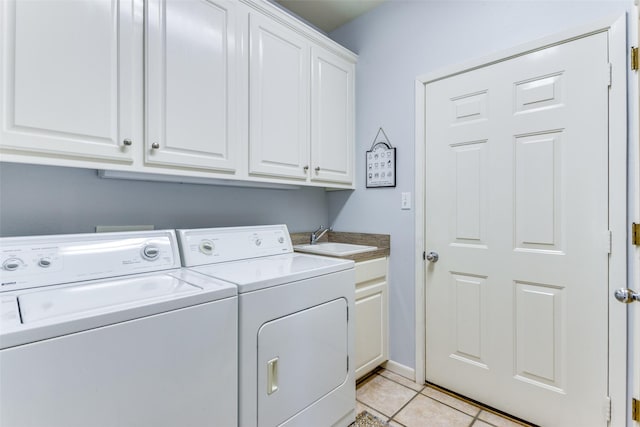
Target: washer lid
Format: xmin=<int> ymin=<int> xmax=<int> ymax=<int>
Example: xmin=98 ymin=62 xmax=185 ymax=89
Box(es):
xmin=0 ymin=269 xmax=236 ymax=349
xmin=191 ymin=253 xmax=354 ymax=293
xmin=19 ymin=274 xmax=199 ymax=324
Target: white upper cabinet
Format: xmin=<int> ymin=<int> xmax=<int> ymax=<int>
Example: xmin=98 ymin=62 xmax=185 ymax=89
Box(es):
xmin=145 ymin=0 xmax=238 ymax=173
xmin=247 ymin=11 xmax=355 ymax=186
xmin=1 ymin=0 xmax=356 ymax=188
xmin=248 ymin=12 xmax=310 ymax=180
xmin=311 ymin=47 xmax=354 ymax=185
xmin=0 ymin=0 xmax=137 ymax=163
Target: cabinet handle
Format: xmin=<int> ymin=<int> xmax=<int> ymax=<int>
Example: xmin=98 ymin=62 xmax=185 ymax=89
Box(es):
xmin=122 ymin=139 xmax=132 ymax=146
xmin=315 ymin=166 xmax=321 ymax=172
xmin=151 ymin=142 xmax=160 ymax=149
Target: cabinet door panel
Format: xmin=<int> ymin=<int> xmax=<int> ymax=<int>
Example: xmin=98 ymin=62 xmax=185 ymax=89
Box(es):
xmin=1 ymin=0 xmax=135 ymax=162
xmin=311 ymin=47 xmax=354 ymax=184
xmin=146 ymin=0 xmax=237 ymax=172
xmin=248 ymin=13 xmax=309 ymax=179
xmin=355 ymin=281 xmax=388 ymax=380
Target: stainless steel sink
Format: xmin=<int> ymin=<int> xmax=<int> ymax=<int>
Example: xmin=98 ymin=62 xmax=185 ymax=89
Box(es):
xmin=293 ymin=242 xmax=377 ymax=257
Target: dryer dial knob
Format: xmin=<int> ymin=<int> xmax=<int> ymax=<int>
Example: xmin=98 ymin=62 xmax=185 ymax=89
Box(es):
xmin=200 ymin=240 xmax=214 ymax=255
xmin=38 ymin=257 xmax=52 ymax=268
xmin=278 ymin=237 xmax=284 ymax=244
xmin=141 ymin=245 xmax=160 ymax=261
xmin=255 ymin=238 xmax=262 ymax=246
xmin=3 ymin=258 xmax=22 ymax=271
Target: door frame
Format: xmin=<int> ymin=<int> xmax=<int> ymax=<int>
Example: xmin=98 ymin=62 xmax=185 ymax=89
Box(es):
xmin=414 ymin=15 xmax=628 ymax=426
xmin=633 ymin=4 xmax=640 ymax=425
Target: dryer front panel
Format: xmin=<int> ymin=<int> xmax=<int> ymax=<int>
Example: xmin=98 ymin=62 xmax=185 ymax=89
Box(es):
xmin=257 ymin=297 xmax=348 ymax=426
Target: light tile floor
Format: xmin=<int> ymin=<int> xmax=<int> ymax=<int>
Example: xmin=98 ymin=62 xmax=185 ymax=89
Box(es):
xmin=356 ymin=368 xmax=537 ymax=427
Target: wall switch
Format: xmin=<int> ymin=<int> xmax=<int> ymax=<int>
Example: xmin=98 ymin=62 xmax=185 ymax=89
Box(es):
xmin=401 ymin=192 xmax=411 ymax=210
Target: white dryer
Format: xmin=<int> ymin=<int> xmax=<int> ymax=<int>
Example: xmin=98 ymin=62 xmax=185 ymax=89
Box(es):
xmin=0 ymin=230 xmax=237 ymax=427
xmin=177 ymin=225 xmax=356 ymax=427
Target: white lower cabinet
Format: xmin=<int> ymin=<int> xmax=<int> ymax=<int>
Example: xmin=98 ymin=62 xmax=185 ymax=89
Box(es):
xmin=354 ymin=257 xmax=389 ymax=380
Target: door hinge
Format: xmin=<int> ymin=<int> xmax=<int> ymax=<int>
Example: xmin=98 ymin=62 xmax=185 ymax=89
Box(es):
xmin=632 ymin=47 xmax=639 ymax=71
xmin=607 ymin=62 xmax=612 ymax=86
xmin=604 ymin=396 xmax=611 ymax=422
xmin=423 ymin=251 xmax=426 ymax=261
xmin=347 ymin=356 xmax=349 ymax=371
xmin=633 ymin=223 xmax=640 ymax=245
xmin=346 ymin=307 xmax=349 ymax=322
xmin=607 ymin=230 xmax=612 ymax=254
xmin=633 ymin=398 xmax=640 ymax=422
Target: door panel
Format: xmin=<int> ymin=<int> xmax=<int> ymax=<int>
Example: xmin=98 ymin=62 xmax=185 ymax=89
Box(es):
xmin=426 ymin=33 xmax=609 ymax=426
xmin=311 ymin=47 xmax=354 ymax=184
xmin=1 ymin=0 xmax=135 ymax=162
xmin=146 ymin=0 xmax=237 ymax=172
xmin=248 ymin=13 xmax=309 ymax=179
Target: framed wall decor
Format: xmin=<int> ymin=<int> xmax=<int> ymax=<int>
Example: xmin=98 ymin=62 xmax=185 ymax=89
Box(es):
xmin=366 ymin=128 xmax=396 ymax=188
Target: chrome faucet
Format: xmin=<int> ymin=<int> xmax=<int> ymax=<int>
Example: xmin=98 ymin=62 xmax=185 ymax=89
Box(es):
xmin=310 ymin=225 xmax=331 ymax=245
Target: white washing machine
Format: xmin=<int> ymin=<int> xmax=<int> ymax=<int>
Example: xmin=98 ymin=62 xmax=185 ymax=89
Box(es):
xmin=177 ymin=225 xmax=356 ymax=427
xmin=0 ymin=230 xmax=237 ymax=427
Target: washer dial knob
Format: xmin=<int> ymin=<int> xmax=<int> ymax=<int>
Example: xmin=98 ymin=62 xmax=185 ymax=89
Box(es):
xmin=38 ymin=257 xmax=52 ymax=268
xmin=141 ymin=245 xmax=160 ymax=261
xmin=255 ymin=238 xmax=262 ymax=247
xmin=2 ymin=258 xmax=22 ymax=271
xmin=200 ymin=240 xmax=214 ymax=255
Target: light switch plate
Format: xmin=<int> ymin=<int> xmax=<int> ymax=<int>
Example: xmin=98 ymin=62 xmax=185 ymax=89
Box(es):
xmin=401 ymin=192 xmax=411 ymax=210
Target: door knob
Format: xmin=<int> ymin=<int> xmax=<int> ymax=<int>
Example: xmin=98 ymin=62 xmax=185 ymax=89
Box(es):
xmin=426 ymin=251 xmax=439 ymax=263
xmin=614 ymin=288 xmax=640 ymax=304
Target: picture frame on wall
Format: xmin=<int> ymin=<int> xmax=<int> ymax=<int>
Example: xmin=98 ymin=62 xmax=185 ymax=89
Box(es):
xmin=366 ymin=128 xmax=396 ymax=188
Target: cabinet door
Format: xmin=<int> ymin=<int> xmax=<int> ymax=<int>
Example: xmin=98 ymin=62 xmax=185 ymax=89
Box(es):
xmin=146 ymin=0 xmax=237 ymax=172
xmin=0 ymin=0 xmax=136 ymax=163
xmin=248 ymin=12 xmax=309 ymax=180
xmin=310 ymin=47 xmax=354 ymax=184
xmin=355 ymin=281 xmax=388 ymax=380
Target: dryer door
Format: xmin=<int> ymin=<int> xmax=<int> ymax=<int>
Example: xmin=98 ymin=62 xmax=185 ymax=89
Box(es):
xmin=257 ymin=297 xmax=348 ymax=426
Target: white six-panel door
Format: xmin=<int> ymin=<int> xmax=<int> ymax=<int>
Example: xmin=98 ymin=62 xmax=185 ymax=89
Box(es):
xmin=425 ymin=32 xmax=609 ymax=426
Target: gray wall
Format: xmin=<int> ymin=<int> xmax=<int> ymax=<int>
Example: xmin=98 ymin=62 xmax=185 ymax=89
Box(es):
xmin=328 ymin=0 xmax=633 ymax=371
xmin=0 ymin=163 xmax=329 ymax=236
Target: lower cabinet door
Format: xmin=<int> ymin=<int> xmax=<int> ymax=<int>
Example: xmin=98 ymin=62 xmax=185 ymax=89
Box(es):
xmin=355 ymin=281 xmax=388 ymax=379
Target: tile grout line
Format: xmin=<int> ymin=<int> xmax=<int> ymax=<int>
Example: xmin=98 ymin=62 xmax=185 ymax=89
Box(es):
xmin=361 ymin=372 xmax=481 ymax=425
xmin=387 ymin=385 xmax=426 ymax=424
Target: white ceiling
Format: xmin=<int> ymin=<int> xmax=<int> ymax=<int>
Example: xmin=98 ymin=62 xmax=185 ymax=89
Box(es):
xmin=275 ymin=0 xmax=385 ymax=33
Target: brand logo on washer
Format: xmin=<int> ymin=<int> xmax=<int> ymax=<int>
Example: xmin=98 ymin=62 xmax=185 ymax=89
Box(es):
xmin=1 ymin=281 xmax=16 ymax=287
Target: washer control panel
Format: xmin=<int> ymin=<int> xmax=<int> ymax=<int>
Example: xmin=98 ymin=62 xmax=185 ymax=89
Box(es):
xmin=177 ymin=225 xmax=293 ymax=267
xmin=0 ymin=230 xmax=180 ymax=292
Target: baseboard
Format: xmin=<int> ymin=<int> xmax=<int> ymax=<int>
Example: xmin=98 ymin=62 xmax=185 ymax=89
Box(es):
xmin=381 ymin=360 xmax=416 ymax=382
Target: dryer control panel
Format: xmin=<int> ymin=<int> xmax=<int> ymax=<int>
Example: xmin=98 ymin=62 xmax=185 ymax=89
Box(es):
xmin=177 ymin=225 xmax=293 ymax=267
xmin=0 ymin=230 xmax=180 ymax=292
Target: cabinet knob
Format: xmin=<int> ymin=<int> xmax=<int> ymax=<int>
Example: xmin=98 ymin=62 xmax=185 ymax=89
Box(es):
xmin=122 ymin=139 xmax=132 ymax=146
xmin=303 ymin=165 xmax=309 ymax=172
xmin=315 ymin=166 xmax=320 ymax=172
xmin=151 ymin=142 xmax=160 ymax=149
